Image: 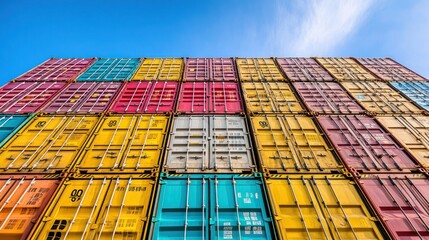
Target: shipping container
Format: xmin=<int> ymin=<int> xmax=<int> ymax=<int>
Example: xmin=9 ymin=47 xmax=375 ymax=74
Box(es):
xmin=164 ymin=115 xmax=256 ymax=173
xmin=316 ymin=58 xmax=378 ymax=81
xmin=74 ymin=115 xmax=169 ymax=174
xmin=177 ymin=82 xmax=243 ymax=114
xmin=376 ymin=116 xmax=429 ymax=168
xmin=31 ymin=174 xmax=156 ymax=240
xmin=276 ymin=57 xmax=334 ymax=82
xmin=250 ymin=115 xmax=341 ymax=174
xmin=390 ymin=81 xmax=429 ymax=111
xmin=76 ymin=58 xmax=140 ymax=81
xmin=0 ymin=174 xmax=62 ymax=240
xmin=41 ymin=82 xmax=122 ymax=114
xmin=0 ymin=115 xmax=98 ymax=173
xmin=109 ymin=81 xmax=178 ymax=114
xmin=0 ymin=82 xmax=66 ymax=114
xmin=293 ymin=82 xmax=365 ymax=114
xmin=184 ymin=58 xmax=237 ymax=81
xmin=0 ymin=115 xmax=34 ymax=147
xmin=357 ymin=174 xmax=429 ymax=240
xmin=265 ymin=174 xmax=386 ymax=240
xmin=241 ymin=82 xmax=304 ymax=114
xmin=236 ymin=58 xmax=285 ymax=81
xmin=14 ymin=58 xmax=96 ymax=82
xmin=131 ymin=58 xmax=184 ymax=81
xmin=341 ymin=81 xmax=422 ymax=115
xmin=150 ymin=173 xmax=275 ymax=239
xmin=355 ymin=58 xmax=427 ymax=81
xmin=317 ymin=115 xmax=422 ymax=175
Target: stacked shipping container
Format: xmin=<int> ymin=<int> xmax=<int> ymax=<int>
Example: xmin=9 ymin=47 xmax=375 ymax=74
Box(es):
xmin=0 ymin=56 xmax=427 ymax=239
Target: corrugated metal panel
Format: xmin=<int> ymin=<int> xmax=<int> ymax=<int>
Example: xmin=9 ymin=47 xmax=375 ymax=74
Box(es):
xmin=357 ymin=174 xmax=429 ymax=240
xmin=0 ymin=115 xmax=33 ymax=148
xmin=109 ymin=81 xmax=178 ymax=114
xmin=317 ymin=115 xmax=421 ymax=175
xmin=376 ymin=116 xmax=429 ymax=168
xmin=0 ymin=174 xmax=62 ymax=240
xmin=355 ymin=58 xmax=427 ymax=81
xmin=0 ymin=115 xmax=98 ymax=173
xmin=184 ymin=58 xmax=237 ymax=81
xmin=265 ymin=174 xmax=385 ymax=240
xmin=0 ymin=82 xmax=66 ymax=114
xmin=14 ymin=58 xmax=96 ymax=82
xmin=250 ymin=115 xmax=341 ymax=174
xmin=41 ymin=82 xmax=122 ymax=114
xmin=236 ymin=58 xmax=285 ymax=81
xmin=177 ymin=82 xmax=243 ymax=114
xmin=74 ymin=115 xmax=168 ymax=174
xmin=276 ymin=57 xmax=334 ymax=82
xmin=341 ymin=81 xmax=422 ymax=115
xmin=150 ymin=173 xmax=275 ymax=239
xmin=131 ymin=58 xmax=184 ymax=81
xmin=316 ymin=58 xmax=378 ymax=81
xmin=390 ymin=81 xmax=429 ymax=111
xmin=31 ymin=174 xmax=156 ymax=240
xmin=241 ymin=82 xmax=304 ymax=114
xmin=164 ymin=115 xmax=256 ymax=173
xmin=293 ymin=82 xmax=365 ymax=114
xmin=76 ymin=58 xmax=140 ymax=81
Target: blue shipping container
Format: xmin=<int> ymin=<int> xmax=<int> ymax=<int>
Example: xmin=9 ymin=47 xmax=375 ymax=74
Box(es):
xmin=150 ymin=173 xmax=275 ymax=240
xmin=76 ymin=58 xmax=141 ymax=81
xmin=0 ymin=115 xmax=32 ymax=147
xmin=390 ymin=81 xmax=429 ymax=111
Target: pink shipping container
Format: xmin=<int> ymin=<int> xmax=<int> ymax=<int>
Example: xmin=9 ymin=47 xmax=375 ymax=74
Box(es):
xmin=184 ymin=58 xmax=237 ymax=81
xmin=357 ymin=174 xmax=429 ymax=239
xmin=276 ymin=57 xmax=334 ymax=81
xmin=41 ymin=82 xmax=121 ymax=114
xmin=293 ymin=82 xmax=365 ymax=114
xmin=355 ymin=58 xmax=427 ymax=81
xmin=0 ymin=82 xmax=66 ymax=114
xmin=317 ymin=115 xmax=421 ymax=176
xmin=177 ymin=82 xmax=243 ymax=114
xmin=14 ymin=58 xmax=96 ymax=82
xmin=110 ymin=81 xmax=178 ymax=113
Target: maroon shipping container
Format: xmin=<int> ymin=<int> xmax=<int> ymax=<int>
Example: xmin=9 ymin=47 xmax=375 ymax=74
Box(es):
xmin=184 ymin=58 xmax=237 ymax=81
xmin=110 ymin=81 xmax=178 ymax=113
xmin=0 ymin=82 xmax=66 ymax=114
xmin=293 ymin=82 xmax=365 ymax=114
xmin=357 ymin=174 xmax=429 ymax=239
xmin=177 ymin=82 xmax=243 ymax=114
xmin=317 ymin=115 xmax=421 ymax=175
xmin=14 ymin=58 xmax=95 ymax=82
xmin=355 ymin=58 xmax=427 ymax=81
xmin=41 ymin=82 xmax=121 ymax=114
xmin=276 ymin=58 xmax=334 ymax=81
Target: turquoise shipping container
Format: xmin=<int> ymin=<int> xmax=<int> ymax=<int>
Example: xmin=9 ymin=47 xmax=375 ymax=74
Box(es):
xmin=390 ymin=81 xmax=429 ymax=111
xmin=76 ymin=58 xmax=141 ymax=81
xmin=0 ymin=114 xmax=33 ymax=147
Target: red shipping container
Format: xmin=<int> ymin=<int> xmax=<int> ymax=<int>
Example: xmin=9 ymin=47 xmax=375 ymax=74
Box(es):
xmin=317 ymin=115 xmax=421 ymax=175
xmin=14 ymin=58 xmax=95 ymax=82
xmin=293 ymin=82 xmax=365 ymax=114
xmin=110 ymin=81 xmax=178 ymax=113
xmin=357 ymin=174 xmax=429 ymax=240
xmin=177 ymin=82 xmax=243 ymax=114
xmin=184 ymin=58 xmax=237 ymax=81
xmin=0 ymin=82 xmax=66 ymax=114
xmin=355 ymin=58 xmax=427 ymax=81
xmin=41 ymin=82 xmax=121 ymax=114
xmin=276 ymin=58 xmax=334 ymax=81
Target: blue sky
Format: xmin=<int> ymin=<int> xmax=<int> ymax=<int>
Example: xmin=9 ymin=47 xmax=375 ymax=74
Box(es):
xmin=0 ymin=0 xmax=428 ymax=84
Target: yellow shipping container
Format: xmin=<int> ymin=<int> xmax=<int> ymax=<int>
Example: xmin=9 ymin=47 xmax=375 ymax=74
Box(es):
xmin=0 ymin=115 xmax=98 ymax=173
xmin=241 ymin=82 xmax=304 ymax=114
xmin=316 ymin=58 xmax=378 ymax=81
xmin=265 ymin=174 xmax=385 ymax=240
xmin=73 ymin=114 xmax=169 ymax=174
xmin=236 ymin=58 xmax=285 ymax=81
xmin=250 ymin=115 xmax=341 ymax=174
xmin=30 ymin=174 xmax=156 ymax=240
xmin=131 ymin=58 xmax=183 ymax=81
